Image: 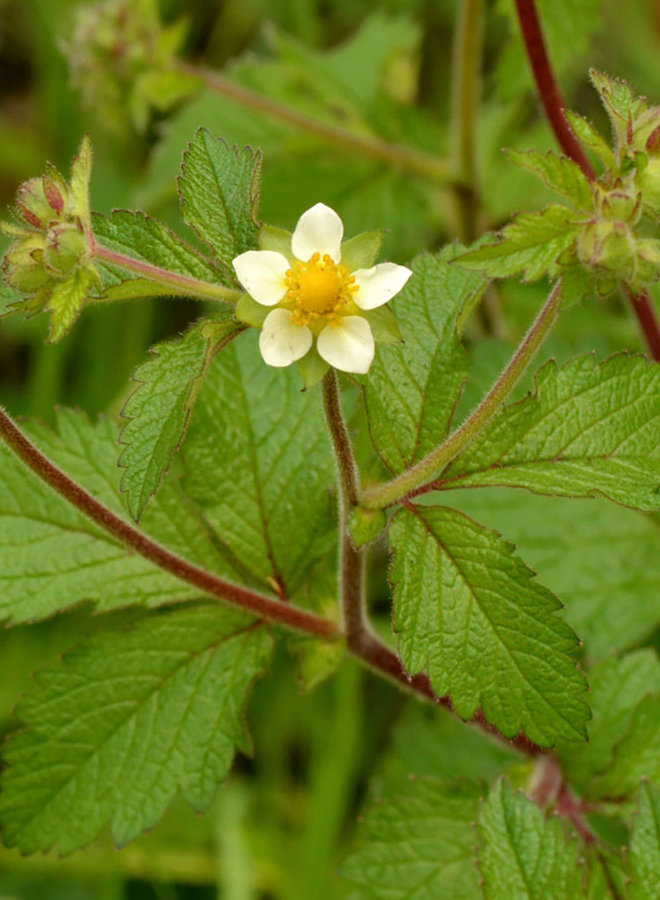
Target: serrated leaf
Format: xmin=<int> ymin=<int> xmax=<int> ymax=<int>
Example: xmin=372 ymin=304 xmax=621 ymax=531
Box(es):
xmin=0 ymin=408 xmax=241 ymax=625
xmin=441 ymin=354 xmax=660 ymax=511
xmin=628 ymin=781 xmax=660 ymax=900
xmin=590 ymin=69 xmax=650 ymax=149
xmin=444 ymin=490 xmax=660 ymax=659
xmin=179 ymin=130 xmax=261 ymax=279
xmin=340 ymin=777 xmax=483 ymax=899
xmin=558 ymin=651 xmax=660 ymax=790
xmin=592 ymin=695 xmax=660 ymax=800
xmin=362 ymin=248 xmax=484 ymax=474
xmin=182 ymin=332 xmax=335 ymax=595
xmin=0 ymin=604 xmax=272 ymax=854
xmin=47 ymin=267 xmax=97 ymax=341
xmin=457 ymin=205 xmax=580 ymax=281
xmin=389 ymin=504 xmax=589 ymax=746
xmin=92 ymin=210 xmax=227 ymax=300
xmin=564 ymin=111 xmax=617 ymax=170
xmin=478 ymin=778 xmax=586 ymax=899
xmin=119 ymin=313 xmax=244 ymax=520
xmin=506 ymin=149 xmax=594 ymax=209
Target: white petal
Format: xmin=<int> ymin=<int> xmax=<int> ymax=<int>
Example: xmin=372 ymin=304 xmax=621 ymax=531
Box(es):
xmin=352 ymin=263 xmax=413 ymax=310
xmin=317 ymin=316 xmax=374 ymax=374
xmin=259 ymin=308 xmax=313 ymax=367
xmin=232 ymin=250 xmax=290 ymax=306
xmin=291 ymin=203 xmax=343 ymax=263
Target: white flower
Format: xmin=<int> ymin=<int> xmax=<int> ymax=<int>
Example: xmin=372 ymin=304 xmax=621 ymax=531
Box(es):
xmin=232 ymin=203 xmax=412 ymax=374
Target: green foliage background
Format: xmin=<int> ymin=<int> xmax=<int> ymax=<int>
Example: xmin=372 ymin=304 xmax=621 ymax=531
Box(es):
xmin=0 ymin=0 xmax=658 ymax=897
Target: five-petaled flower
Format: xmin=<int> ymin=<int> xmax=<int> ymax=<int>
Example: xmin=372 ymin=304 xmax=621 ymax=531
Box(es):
xmin=232 ymin=203 xmax=412 ymax=374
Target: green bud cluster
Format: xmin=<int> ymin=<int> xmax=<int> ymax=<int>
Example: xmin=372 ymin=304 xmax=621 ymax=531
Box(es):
xmin=64 ymin=0 xmax=200 ymax=135
xmin=1 ymin=136 xmax=100 ymax=340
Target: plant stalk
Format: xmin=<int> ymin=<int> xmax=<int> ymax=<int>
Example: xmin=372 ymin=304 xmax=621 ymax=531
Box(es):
xmin=93 ymin=241 xmax=242 ymax=304
xmin=361 ymin=279 xmax=563 ymax=509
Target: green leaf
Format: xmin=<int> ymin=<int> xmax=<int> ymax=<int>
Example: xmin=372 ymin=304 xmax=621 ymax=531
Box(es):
xmin=564 ymin=111 xmax=617 ymax=170
xmin=558 ymin=652 xmax=660 ymax=790
xmin=478 ymin=778 xmax=586 ymax=899
xmin=182 ymin=332 xmax=336 ymax=594
xmin=179 ymin=130 xmax=262 ymax=279
xmin=0 ymin=408 xmax=241 ymax=625
xmin=589 ymin=69 xmax=650 ymax=149
xmin=389 ymin=504 xmax=589 ymax=746
xmin=119 ymin=313 xmax=244 ymax=520
xmin=628 ymin=781 xmax=660 ymax=900
xmin=0 ymin=604 xmax=272 ymax=854
xmin=0 ymin=279 xmax=22 ymax=317
xmin=362 ymin=248 xmax=485 ymax=474
xmin=506 ymin=149 xmax=594 ymax=209
xmin=92 ymin=210 xmax=227 ymax=300
xmin=592 ymin=695 xmax=660 ymax=800
xmin=47 ymin=267 xmax=98 ymax=341
xmin=443 ymin=490 xmax=660 ymax=659
xmin=456 ymin=205 xmax=580 ymax=281
xmin=340 ymin=777 xmax=483 ymax=899
xmin=442 ymin=354 xmax=660 ymax=511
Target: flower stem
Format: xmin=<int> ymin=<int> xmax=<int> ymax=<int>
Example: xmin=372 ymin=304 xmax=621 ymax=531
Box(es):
xmin=513 ymin=0 xmax=660 ymax=360
xmin=174 ymin=60 xmax=460 ymax=185
xmin=0 ymin=404 xmax=337 ymax=639
xmin=361 ymin=279 xmax=563 ymax=509
xmin=93 ymin=241 xmax=242 ymax=304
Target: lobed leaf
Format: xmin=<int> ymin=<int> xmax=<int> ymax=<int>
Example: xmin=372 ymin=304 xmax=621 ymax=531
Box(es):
xmin=628 ymin=781 xmax=660 ymax=900
xmin=178 ymin=130 xmax=261 ymax=280
xmin=478 ymin=778 xmax=586 ymax=899
xmin=506 ymin=149 xmax=594 ymax=209
xmin=0 ymin=604 xmax=272 ymax=854
xmin=389 ymin=504 xmax=590 ymax=746
xmin=456 ymin=205 xmax=580 ymax=281
xmin=119 ymin=312 xmax=244 ymax=520
xmin=340 ymin=777 xmax=483 ymax=899
xmin=182 ymin=332 xmax=336 ymax=595
xmin=362 ymin=247 xmax=485 ymax=474
xmin=442 ymin=354 xmax=660 ymax=512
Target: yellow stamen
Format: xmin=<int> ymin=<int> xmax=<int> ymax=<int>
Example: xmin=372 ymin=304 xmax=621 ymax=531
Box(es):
xmin=286 ymin=253 xmax=357 ymax=327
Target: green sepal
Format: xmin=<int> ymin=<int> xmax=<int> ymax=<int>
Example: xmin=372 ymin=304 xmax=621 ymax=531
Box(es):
xmin=235 ymin=292 xmax=269 ymax=328
xmin=349 ymin=505 xmax=387 ymax=547
xmin=340 ymin=230 xmax=384 ymax=271
xmin=47 ymin=266 xmax=99 ymax=342
xmin=69 ymin=134 xmax=93 ymax=231
xmin=362 ymin=305 xmax=403 ymax=344
xmin=298 ymin=346 xmax=329 ymax=389
xmin=259 ymin=224 xmax=294 ymax=260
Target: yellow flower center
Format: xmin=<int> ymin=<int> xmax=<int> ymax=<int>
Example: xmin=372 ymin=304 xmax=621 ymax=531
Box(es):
xmin=286 ymin=252 xmax=357 ymax=326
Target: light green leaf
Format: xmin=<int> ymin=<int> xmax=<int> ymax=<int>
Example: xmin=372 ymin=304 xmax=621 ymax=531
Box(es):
xmin=456 ymin=205 xmax=580 ymax=281
xmin=506 ymin=149 xmax=594 ymax=209
xmin=478 ymin=778 xmax=586 ymax=899
xmin=0 ymin=604 xmax=272 ymax=854
xmin=340 ymin=777 xmax=483 ymax=899
xmin=0 ymin=408 xmax=241 ymax=625
xmin=183 ymin=332 xmax=336 ymax=595
xmin=389 ymin=504 xmax=589 ymax=746
xmin=179 ymin=130 xmax=262 ymax=279
xmin=564 ymin=111 xmax=617 ymax=170
xmin=47 ymin=267 xmax=98 ymax=341
xmin=442 ymin=354 xmax=660 ymax=511
xmin=443 ymin=487 xmax=660 ymax=659
xmin=558 ymin=651 xmax=660 ymax=790
xmin=0 ymin=279 xmax=22 ymax=317
xmin=589 ymin=69 xmax=650 ymax=149
xmin=362 ymin=248 xmax=485 ymax=474
xmin=628 ymin=781 xmax=660 ymax=900
xmin=592 ymin=695 xmax=660 ymax=800
xmin=119 ymin=313 xmax=244 ymax=521
xmin=92 ymin=210 xmax=227 ymax=300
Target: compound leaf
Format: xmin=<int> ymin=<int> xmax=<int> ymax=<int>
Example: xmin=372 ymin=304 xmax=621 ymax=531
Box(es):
xmin=0 ymin=604 xmax=272 ymax=854
xmin=389 ymin=504 xmax=590 ymax=746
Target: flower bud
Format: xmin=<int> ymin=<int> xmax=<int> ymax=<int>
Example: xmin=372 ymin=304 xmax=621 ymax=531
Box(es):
xmin=636 ymin=156 xmax=660 ymax=218
xmin=597 ymin=185 xmax=642 ymax=225
xmin=636 ymin=238 xmax=660 ymax=284
xmin=577 ymin=219 xmax=637 ymax=277
xmin=43 ymin=222 xmax=91 ymax=276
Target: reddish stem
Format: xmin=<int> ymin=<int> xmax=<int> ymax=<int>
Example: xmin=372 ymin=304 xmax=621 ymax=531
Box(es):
xmin=626 ymin=287 xmax=660 ymax=361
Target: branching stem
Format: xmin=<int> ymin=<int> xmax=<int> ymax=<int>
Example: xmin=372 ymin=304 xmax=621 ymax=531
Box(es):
xmin=93 ymin=241 xmax=242 ymax=304
xmin=361 ymin=279 xmax=563 ymax=509
xmin=513 ymin=0 xmax=660 ymax=361
xmin=174 ymin=61 xmax=459 ymax=185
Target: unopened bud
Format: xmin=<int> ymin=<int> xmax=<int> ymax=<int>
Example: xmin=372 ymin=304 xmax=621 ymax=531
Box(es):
xmin=599 ymin=188 xmax=642 ymax=225
xmin=577 ymin=219 xmax=637 ymax=276
xmin=636 ymin=156 xmax=660 ymax=218
xmin=44 ymin=222 xmax=90 ymax=276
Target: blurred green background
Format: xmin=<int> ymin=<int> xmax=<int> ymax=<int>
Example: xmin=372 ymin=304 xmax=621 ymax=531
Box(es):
xmin=0 ymin=0 xmax=658 ymax=897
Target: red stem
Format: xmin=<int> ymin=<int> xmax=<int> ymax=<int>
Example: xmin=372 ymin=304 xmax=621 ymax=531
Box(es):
xmin=513 ymin=0 xmax=660 ymax=361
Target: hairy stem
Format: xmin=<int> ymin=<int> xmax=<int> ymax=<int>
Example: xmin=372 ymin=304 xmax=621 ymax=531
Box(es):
xmin=174 ymin=61 xmax=459 ymax=185
xmin=321 ymin=370 xmax=368 ymax=645
xmin=513 ymin=0 xmax=660 ymax=360
xmin=0 ymin=405 xmax=337 ymax=639
xmin=361 ymin=279 xmax=563 ymax=509
xmin=93 ymin=241 xmax=242 ymax=304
